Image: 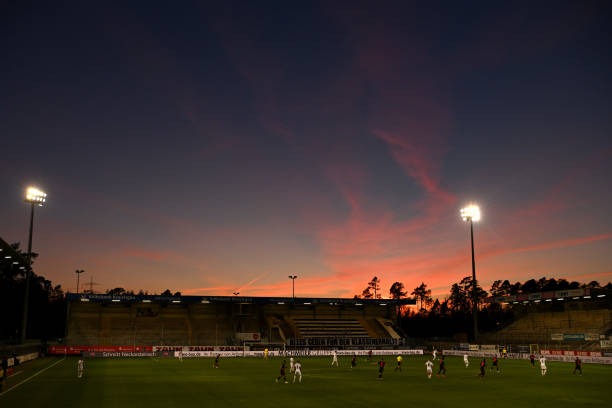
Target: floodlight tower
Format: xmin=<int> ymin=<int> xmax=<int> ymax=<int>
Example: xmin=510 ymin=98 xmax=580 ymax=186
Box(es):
xmin=288 ymin=275 xmax=297 ymax=299
xmin=22 ymin=187 xmax=47 ymax=343
xmin=460 ymin=204 xmax=480 ymax=342
xmin=75 ymin=269 xmax=85 ymax=294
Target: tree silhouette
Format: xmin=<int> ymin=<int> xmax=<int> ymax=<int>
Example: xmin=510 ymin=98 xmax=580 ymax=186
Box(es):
xmin=411 ymin=282 xmax=432 ymax=312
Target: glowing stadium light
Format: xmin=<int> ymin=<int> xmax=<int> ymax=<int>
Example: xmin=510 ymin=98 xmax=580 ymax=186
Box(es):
xmin=379 ymin=303 xmax=387 ymax=306
xmin=597 ymin=294 xmax=606 ymax=298
xmin=277 ymin=302 xmax=285 ymax=305
xmin=80 ymin=298 xmax=89 ymax=302
xmin=112 ymin=299 xmax=120 ymax=302
xmin=534 ymin=300 xmax=541 ymax=303
xmin=4 ymin=256 xmax=11 ymax=259
xmin=460 ymin=204 xmax=481 ymax=222
xmin=583 ymin=296 xmax=591 ymax=299
xmin=545 ymin=299 xmax=552 ymax=302
xmin=572 ymin=296 xmax=580 ymax=300
xmin=201 ymin=300 xmax=210 ymax=304
xmin=172 ymin=300 xmax=181 ymax=303
xmin=460 ymin=203 xmax=481 ymax=341
xmin=557 ymin=298 xmax=564 ymax=301
xmin=142 ymin=300 xmax=152 ymax=303
xmin=25 ymin=187 xmax=47 ymax=205
xmin=303 ymin=302 xmax=311 ymax=305
xmin=355 ymin=303 xmax=363 ymax=306
xmin=12 ymin=261 xmax=18 ymax=265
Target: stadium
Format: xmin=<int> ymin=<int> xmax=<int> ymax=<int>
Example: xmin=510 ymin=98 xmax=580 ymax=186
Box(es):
xmin=2 ymin=1 xmax=612 ymax=407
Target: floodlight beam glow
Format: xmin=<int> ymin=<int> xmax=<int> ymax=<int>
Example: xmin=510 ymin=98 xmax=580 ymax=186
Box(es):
xmin=26 ymin=187 xmax=47 ymax=204
xmin=460 ymin=204 xmax=481 ymax=222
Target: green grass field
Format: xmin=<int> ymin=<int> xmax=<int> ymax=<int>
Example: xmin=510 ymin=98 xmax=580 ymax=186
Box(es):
xmin=1 ymin=355 xmax=611 ymax=407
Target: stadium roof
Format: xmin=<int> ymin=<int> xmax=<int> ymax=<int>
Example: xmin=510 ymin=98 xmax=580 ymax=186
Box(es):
xmin=66 ymin=293 xmax=416 ymax=305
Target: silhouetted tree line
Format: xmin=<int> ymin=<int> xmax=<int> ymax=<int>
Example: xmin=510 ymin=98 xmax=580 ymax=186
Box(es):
xmin=356 ymin=275 xmax=611 ymax=340
xmin=0 ymin=243 xmax=65 ymax=342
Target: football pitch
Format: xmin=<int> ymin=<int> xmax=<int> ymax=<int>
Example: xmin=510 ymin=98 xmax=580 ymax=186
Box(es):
xmin=1 ymin=355 xmax=611 ymax=407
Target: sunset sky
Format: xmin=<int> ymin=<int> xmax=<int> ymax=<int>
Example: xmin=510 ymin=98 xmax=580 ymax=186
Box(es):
xmin=1 ymin=2 xmax=611 ymax=299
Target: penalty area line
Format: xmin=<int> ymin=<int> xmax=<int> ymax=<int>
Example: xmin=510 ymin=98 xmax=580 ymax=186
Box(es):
xmin=0 ymin=357 xmax=65 ymax=397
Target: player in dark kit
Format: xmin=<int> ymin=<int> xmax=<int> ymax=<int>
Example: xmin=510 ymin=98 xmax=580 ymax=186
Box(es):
xmin=572 ymin=357 xmax=582 ymax=375
xmin=436 ymin=357 xmax=446 ymax=377
xmin=491 ymin=356 xmax=500 ymax=373
xmin=478 ymin=358 xmax=486 ymax=378
xmin=214 ymin=354 xmax=220 ymax=368
xmin=377 ymin=358 xmax=385 ymax=379
xmin=351 ymin=354 xmax=356 ymax=369
xmin=368 ymin=350 xmax=373 ymax=361
xmin=530 ymin=354 xmax=535 ymax=367
xmin=276 ymin=360 xmax=288 ymax=383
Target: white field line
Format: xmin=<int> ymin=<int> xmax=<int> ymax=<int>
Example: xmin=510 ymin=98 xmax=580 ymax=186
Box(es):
xmin=0 ymin=357 xmax=65 ymax=397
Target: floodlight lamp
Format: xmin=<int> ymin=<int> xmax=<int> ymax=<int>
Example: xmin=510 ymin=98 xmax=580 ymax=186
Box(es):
xmin=460 ymin=204 xmax=480 ymax=222
xmin=26 ymin=187 xmax=47 ymax=205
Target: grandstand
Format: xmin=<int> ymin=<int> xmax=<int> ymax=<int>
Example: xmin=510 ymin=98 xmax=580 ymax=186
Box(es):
xmin=480 ymin=288 xmax=612 ymax=346
xmin=64 ymin=294 xmax=414 ymax=347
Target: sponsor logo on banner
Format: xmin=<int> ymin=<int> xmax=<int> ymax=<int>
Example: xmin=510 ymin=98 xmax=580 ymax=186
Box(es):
xmin=480 ymin=345 xmax=497 ymax=351
xmin=551 ymin=333 xmax=564 ymax=341
xmin=152 ymin=346 xmax=244 ymax=352
xmin=469 ymin=344 xmax=480 ymax=351
xmin=236 ymin=333 xmax=261 ymax=342
xmin=563 ymin=334 xmax=585 ymax=341
xmin=601 ymin=340 xmax=612 ymax=348
xmin=555 ymin=289 xmax=584 ymax=298
xmin=85 ymin=352 xmax=156 ymax=358
xmin=584 ymin=333 xmax=599 ymax=341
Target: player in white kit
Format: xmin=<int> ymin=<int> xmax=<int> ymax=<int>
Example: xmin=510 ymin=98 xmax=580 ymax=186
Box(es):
xmin=77 ymin=359 xmax=84 ymax=378
xmin=464 ymin=354 xmax=469 ymax=368
xmin=432 ymin=349 xmax=438 ymax=359
xmin=290 ymin=357 xmax=295 ymax=373
xmin=331 ymin=350 xmax=338 ymax=367
xmin=425 ymin=360 xmax=433 ymax=379
xmin=293 ymin=361 xmax=302 ymax=383
xmin=178 ymin=349 xmax=183 ymax=362
xmin=539 ymin=356 xmax=547 ymax=376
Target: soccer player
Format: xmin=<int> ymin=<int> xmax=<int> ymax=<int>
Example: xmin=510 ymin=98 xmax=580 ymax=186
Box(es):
xmin=530 ymin=354 xmax=535 ymax=367
xmin=331 ymin=350 xmax=339 ymax=367
xmin=276 ymin=360 xmax=288 ymax=383
xmin=491 ymin=356 xmax=500 ymax=373
xmin=377 ymin=357 xmax=385 ymax=380
xmin=214 ymin=354 xmax=220 ymax=369
xmin=464 ymin=354 xmax=469 ymax=368
xmin=293 ymin=360 xmax=302 ymax=383
xmin=572 ymin=357 xmax=582 ymax=376
xmin=264 ymin=348 xmax=269 ymax=360
xmin=425 ymin=359 xmax=433 ymax=379
xmin=436 ymin=356 xmax=446 ymax=378
xmin=539 ymin=356 xmax=547 ymax=376
xmin=178 ymin=349 xmax=183 ymax=363
xmin=394 ymin=355 xmax=402 ymax=372
xmin=367 ymin=350 xmax=372 ymax=361
xmin=77 ymin=359 xmax=84 ymax=378
xmin=432 ymin=348 xmax=438 ymax=360
xmin=351 ymin=354 xmax=356 ymax=369
xmin=478 ymin=358 xmax=486 ymax=378
xmin=290 ymin=356 xmax=295 ymax=373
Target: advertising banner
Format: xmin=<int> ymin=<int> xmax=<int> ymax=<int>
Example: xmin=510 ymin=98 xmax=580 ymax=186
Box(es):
xmin=528 ymin=293 xmax=543 ymax=301
xmin=48 ymin=346 xmax=153 ymax=355
xmin=600 ymin=340 xmax=612 ymax=348
xmin=555 ymin=289 xmax=585 ymax=298
xmin=551 ymin=333 xmax=564 ymax=341
xmin=480 ymin=345 xmax=497 ymax=351
xmin=584 ymin=333 xmax=599 ymax=341
xmin=152 ymin=346 xmax=244 ymax=352
xmin=236 ymin=333 xmax=261 ymax=342
xmin=469 ymin=344 xmax=480 ymax=351
xmin=444 ymin=350 xmax=612 ymax=364
xmin=563 ymin=334 xmax=585 ymax=341
xmin=84 ymin=352 xmax=156 ymax=358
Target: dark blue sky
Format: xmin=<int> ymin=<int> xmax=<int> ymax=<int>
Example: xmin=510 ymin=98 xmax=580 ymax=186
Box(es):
xmin=1 ymin=1 xmax=611 ymax=297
